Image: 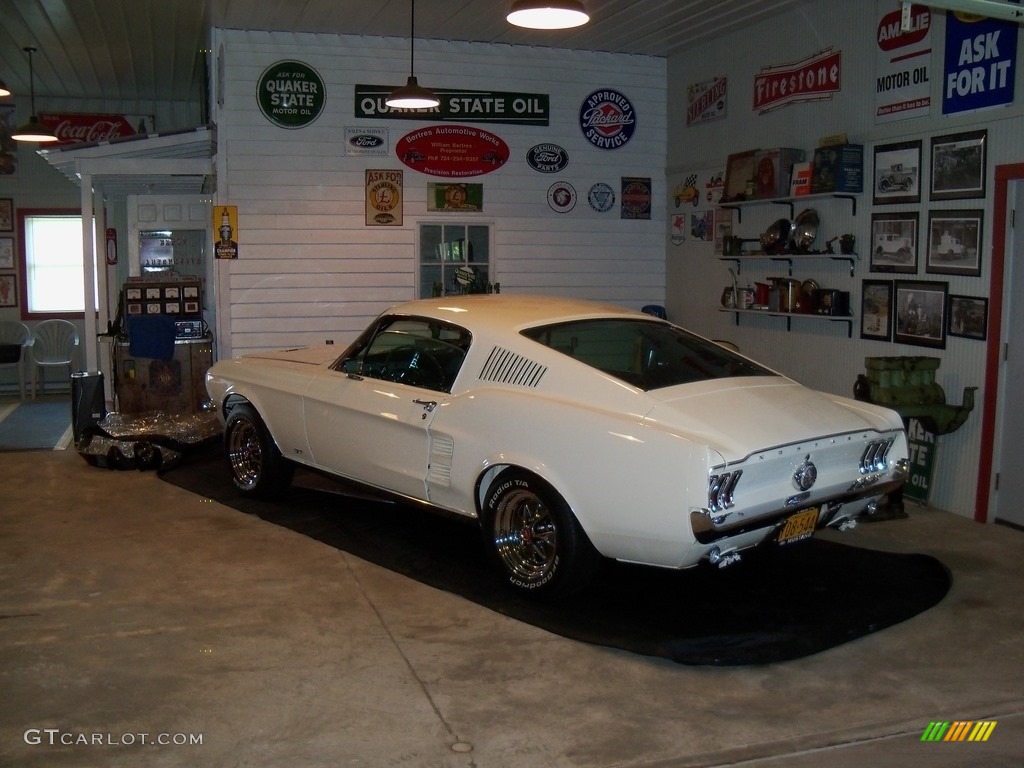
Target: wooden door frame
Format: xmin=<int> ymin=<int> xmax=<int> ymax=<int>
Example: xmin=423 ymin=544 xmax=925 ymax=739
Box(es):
xmin=975 ymin=162 xmax=1024 ymax=522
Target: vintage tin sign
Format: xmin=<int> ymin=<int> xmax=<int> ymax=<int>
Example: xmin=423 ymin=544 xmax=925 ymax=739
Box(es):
xmin=621 ymin=177 xmax=652 ymax=220
xmin=587 ymin=183 xmax=615 ymax=213
xmin=356 ymin=85 xmax=549 ymax=126
xmin=345 ymin=127 xmax=388 ymax=156
xmin=526 ymin=143 xmax=569 ymax=173
xmin=579 ymin=89 xmax=636 ymax=150
xmin=547 ymin=181 xmax=577 ymax=213
xmin=257 ymin=60 xmax=326 ymax=129
xmin=38 ymin=113 xmax=148 ymax=145
xmin=396 ymin=125 xmax=509 ymax=178
xmin=754 ymin=48 xmax=842 ymax=113
xmin=365 ymin=169 xmax=403 ymax=226
xmin=686 ymin=76 xmax=727 ymax=126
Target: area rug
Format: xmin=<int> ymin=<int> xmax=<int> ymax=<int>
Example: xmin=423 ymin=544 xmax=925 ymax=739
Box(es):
xmin=0 ymin=400 xmax=74 ymax=451
xmin=160 ymin=446 xmax=952 ymax=666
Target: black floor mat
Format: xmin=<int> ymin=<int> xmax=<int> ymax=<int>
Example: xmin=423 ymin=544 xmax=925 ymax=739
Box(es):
xmin=160 ymin=446 xmax=952 ymax=666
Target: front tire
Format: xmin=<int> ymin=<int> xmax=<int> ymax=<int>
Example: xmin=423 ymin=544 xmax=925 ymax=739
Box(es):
xmin=224 ymin=403 xmax=294 ymax=498
xmin=481 ymin=470 xmax=601 ymax=598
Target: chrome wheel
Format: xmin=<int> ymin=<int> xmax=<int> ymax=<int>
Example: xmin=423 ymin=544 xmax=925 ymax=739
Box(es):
xmin=492 ymin=487 xmax=558 ymax=587
xmin=226 ymin=414 xmax=262 ymax=491
xmin=223 ymin=404 xmax=293 ymax=498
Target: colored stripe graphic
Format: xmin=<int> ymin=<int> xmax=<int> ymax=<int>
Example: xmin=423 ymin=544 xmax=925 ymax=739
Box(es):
xmin=920 ymin=721 xmax=997 ymax=742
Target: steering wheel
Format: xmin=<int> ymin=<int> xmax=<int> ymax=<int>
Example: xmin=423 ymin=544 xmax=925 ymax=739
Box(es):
xmin=384 ymin=344 xmax=446 ymax=388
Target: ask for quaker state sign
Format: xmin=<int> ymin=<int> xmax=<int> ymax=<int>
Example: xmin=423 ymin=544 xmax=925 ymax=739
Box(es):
xmin=258 ymin=60 xmax=326 ymax=128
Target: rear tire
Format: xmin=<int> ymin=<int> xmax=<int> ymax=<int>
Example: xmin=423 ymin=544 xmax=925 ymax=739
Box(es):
xmin=224 ymin=403 xmax=294 ymax=498
xmin=481 ymin=470 xmax=601 ymax=599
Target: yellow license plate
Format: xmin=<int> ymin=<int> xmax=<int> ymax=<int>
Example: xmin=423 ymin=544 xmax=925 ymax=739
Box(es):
xmin=778 ymin=507 xmax=819 ymax=545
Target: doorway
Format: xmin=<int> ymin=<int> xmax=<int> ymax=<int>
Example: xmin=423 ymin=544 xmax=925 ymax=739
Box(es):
xmin=979 ymin=167 xmax=1024 ymax=527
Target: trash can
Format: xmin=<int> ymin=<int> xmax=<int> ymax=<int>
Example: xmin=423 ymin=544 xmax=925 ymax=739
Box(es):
xmin=71 ymin=371 xmax=106 ymax=444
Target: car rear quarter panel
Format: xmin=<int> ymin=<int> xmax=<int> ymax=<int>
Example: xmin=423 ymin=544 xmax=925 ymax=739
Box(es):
xmin=432 ymin=386 xmax=712 ymax=568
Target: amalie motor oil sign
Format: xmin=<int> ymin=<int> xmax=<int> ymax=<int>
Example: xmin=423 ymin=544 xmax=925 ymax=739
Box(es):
xmin=396 ymin=125 xmax=509 ymax=178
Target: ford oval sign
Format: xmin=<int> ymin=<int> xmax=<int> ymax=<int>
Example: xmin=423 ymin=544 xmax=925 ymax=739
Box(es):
xmin=527 ymin=143 xmax=569 ymax=173
xmin=396 ymin=125 xmax=509 ymax=178
xmin=349 ymin=134 xmax=384 ymax=149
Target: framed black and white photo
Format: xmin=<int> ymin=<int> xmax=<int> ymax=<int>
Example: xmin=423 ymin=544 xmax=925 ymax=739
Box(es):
xmin=870 ymin=212 xmax=918 ymax=273
xmin=0 ymin=236 xmax=13 ymax=269
xmin=948 ymin=294 xmax=988 ymax=340
xmin=0 ymin=273 xmax=16 ymax=307
xmin=873 ymin=140 xmax=921 ymax=205
xmin=895 ymin=280 xmax=947 ymax=349
xmin=930 ymin=129 xmax=986 ymax=201
xmin=861 ymin=279 xmax=893 ymax=341
xmin=926 ymin=209 xmax=983 ymax=276
xmin=0 ymin=198 xmax=12 ymax=232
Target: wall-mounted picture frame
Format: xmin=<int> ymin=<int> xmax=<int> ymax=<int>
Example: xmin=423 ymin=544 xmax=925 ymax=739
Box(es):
xmin=895 ymin=279 xmax=947 ymax=349
xmin=870 ymin=211 xmax=918 ymax=273
xmin=872 ymin=140 xmax=921 ymax=205
xmin=925 ymin=209 xmax=983 ymax=276
xmin=948 ymin=294 xmax=988 ymax=340
xmin=861 ymin=279 xmax=893 ymax=341
xmin=930 ymin=129 xmax=986 ymax=201
xmin=0 ymin=198 xmax=13 ymax=232
xmin=0 ymin=273 xmax=17 ymax=307
xmin=0 ymin=236 xmax=13 ymax=269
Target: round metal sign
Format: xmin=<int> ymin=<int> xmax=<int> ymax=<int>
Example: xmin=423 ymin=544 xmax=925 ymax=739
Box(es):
xmin=257 ymin=60 xmax=326 ymax=129
xmin=579 ymin=88 xmax=636 ymax=150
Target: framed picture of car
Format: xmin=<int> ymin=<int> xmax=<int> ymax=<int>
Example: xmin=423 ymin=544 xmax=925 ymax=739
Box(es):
xmin=925 ymin=209 xmax=983 ymax=276
xmin=895 ymin=279 xmax=947 ymax=349
xmin=872 ymin=140 xmax=921 ymax=205
xmin=860 ymin=279 xmax=893 ymax=342
xmin=930 ymin=129 xmax=986 ymax=201
xmin=870 ymin=212 xmax=918 ymax=273
xmin=948 ymin=294 xmax=988 ymax=341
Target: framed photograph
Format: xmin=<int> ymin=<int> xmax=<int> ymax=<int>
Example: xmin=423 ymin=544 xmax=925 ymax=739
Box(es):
xmin=0 ymin=236 xmax=13 ymax=269
xmin=930 ymin=129 xmax=986 ymax=200
xmin=0 ymin=198 xmax=13 ymax=232
xmin=895 ymin=280 xmax=947 ymax=349
xmin=870 ymin=212 xmax=918 ymax=273
xmin=872 ymin=140 xmax=921 ymax=205
xmin=861 ymin=279 xmax=894 ymax=341
xmin=948 ymin=294 xmax=988 ymax=340
xmin=0 ymin=273 xmax=17 ymax=307
xmin=926 ymin=209 xmax=983 ymax=276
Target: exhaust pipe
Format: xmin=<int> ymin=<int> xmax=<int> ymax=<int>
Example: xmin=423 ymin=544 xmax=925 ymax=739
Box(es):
xmin=708 ymin=546 xmax=742 ymax=569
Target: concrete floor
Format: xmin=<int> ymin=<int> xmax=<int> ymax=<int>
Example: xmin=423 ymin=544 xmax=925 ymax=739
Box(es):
xmin=1 ymin=445 xmax=1023 ymax=768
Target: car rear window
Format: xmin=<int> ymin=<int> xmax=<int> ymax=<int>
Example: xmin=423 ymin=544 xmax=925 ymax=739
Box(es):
xmin=522 ymin=318 xmax=772 ymax=390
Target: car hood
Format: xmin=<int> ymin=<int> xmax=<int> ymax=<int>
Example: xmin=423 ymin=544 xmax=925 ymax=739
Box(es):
xmin=241 ymin=345 xmax=340 ymax=366
xmin=642 ymin=376 xmax=897 ymax=462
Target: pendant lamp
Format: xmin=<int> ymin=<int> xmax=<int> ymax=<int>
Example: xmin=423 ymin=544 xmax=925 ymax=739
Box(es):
xmin=386 ymin=0 xmax=440 ymax=109
xmin=507 ymin=0 xmax=590 ymax=30
xmin=12 ymin=47 xmax=58 ymax=143
xmin=0 ymin=80 xmax=10 ymax=98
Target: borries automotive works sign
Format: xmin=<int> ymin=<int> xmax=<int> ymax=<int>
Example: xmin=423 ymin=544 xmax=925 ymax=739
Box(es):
xmin=753 ymin=48 xmax=842 ymax=113
xmin=397 ymin=125 xmax=509 ymax=178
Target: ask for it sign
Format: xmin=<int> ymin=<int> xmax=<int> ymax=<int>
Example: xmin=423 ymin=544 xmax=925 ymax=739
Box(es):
xmin=942 ymin=9 xmax=1019 ymax=115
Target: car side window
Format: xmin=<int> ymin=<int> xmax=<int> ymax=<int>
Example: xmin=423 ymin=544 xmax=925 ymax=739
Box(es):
xmin=336 ymin=317 xmax=471 ymax=393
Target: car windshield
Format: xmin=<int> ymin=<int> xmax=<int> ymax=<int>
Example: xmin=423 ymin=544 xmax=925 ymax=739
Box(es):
xmin=522 ymin=318 xmax=772 ymax=391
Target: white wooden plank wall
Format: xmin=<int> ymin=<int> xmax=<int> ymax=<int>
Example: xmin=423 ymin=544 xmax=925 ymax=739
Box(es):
xmin=212 ymin=30 xmax=667 ymax=356
xmin=665 ymin=2 xmax=1024 ymax=519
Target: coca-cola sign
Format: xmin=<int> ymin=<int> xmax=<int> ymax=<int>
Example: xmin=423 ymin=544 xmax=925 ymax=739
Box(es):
xmin=579 ymin=89 xmax=636 ymax=150
xmin=39 ymin=113 xmax=148 ymax=146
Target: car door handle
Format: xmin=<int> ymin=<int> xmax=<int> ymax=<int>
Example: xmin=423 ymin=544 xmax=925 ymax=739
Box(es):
xmin=413 ymin=399 xmax=437 ymax=413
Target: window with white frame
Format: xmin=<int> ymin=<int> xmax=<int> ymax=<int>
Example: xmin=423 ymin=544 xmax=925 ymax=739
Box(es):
xmin=418 ymin=223 xmax=493 ymax=298
xmin=20 ymin=211 xmax=96 ymax=318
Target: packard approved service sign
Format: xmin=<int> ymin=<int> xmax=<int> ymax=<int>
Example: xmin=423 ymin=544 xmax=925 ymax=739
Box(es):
xmin=258 ymin=60 xmax=326 ymax=129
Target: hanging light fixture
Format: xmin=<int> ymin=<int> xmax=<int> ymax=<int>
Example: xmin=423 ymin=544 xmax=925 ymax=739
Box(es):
xmin=386 ymin=0 xmax=440 ymax=110
xmin=507 ymin=0 xmax=590 ymax=30
xmin=0 ymin=80 xmax=10 ymax=98
xmin=12 ymin=47 xmax=58 ymax=143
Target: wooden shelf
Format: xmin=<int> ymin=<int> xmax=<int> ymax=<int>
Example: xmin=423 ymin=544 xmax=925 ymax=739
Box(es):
xmin=718 ymin=308 xmax=855 ymax=338
xmin=718 ymin=252 xmax=859 ymax=277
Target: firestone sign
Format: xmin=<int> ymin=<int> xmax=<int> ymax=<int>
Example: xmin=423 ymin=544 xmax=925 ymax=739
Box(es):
xmin=258 ymin=60 xmax=326 ymax=129
xmin=753 ymin=48 xmax=842 ymax=113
